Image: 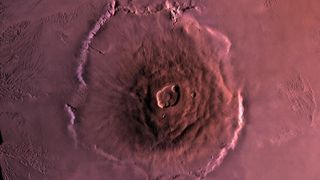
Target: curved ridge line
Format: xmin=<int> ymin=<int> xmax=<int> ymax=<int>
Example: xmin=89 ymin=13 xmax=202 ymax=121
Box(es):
xmin=76 ymin=1 xmax=116 ymax=86
xmin=199 ymin=90 xmax=245 ymax=177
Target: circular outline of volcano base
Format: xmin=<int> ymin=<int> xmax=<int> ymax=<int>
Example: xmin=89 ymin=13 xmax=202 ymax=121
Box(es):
xmin=72 ymin=2 xmax=245 ymax=179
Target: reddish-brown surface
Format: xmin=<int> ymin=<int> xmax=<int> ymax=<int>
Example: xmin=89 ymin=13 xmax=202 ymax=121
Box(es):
xmin=0 ymin=0 xmax=320 ymax=180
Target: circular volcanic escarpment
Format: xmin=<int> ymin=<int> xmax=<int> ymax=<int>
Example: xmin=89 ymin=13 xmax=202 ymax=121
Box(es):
xmin=76 ymin=11 xmax=240 ymax=177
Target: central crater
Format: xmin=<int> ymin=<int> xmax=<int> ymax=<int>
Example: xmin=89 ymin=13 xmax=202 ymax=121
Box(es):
xmin=156 ymin=84 xmax=180 ymax=109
